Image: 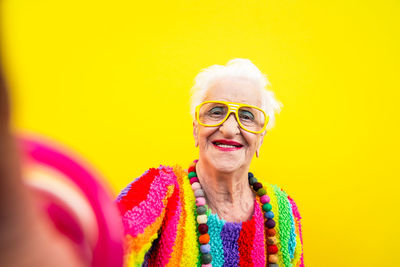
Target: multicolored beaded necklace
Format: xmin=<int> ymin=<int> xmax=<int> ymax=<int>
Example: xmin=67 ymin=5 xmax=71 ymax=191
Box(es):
xmin=188 ymin=160 xmax=279 ymax=267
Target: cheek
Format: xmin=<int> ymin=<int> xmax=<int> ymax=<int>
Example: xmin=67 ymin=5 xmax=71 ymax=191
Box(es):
xmin=198 ymin=127 xmax=217 ymax=144
xmin=242 ymin=132 xmax=261 ymax=150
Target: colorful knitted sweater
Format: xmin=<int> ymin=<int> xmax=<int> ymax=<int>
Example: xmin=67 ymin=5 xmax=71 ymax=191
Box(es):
xmin=116 ymin=165 xmax=304 ymax=267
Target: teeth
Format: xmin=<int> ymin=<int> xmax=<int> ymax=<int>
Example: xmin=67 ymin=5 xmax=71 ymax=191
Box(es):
xmin=216 ymin=144 xmax=237 ymax=148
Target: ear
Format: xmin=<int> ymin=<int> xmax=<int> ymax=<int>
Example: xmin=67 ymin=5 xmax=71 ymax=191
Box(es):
xmin=255 ymin=131 xmax=266 ymax=158
xmin=193 ymin=121 xmax=199 ymax=147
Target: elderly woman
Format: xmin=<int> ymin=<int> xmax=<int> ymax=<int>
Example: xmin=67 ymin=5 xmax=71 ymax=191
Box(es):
xmin=117 ymin=59 xmax=304 ymax=267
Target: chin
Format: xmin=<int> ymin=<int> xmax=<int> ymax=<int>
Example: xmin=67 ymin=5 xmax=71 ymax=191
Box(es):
xmin=209 ymin=155 xmax=245 ymax=174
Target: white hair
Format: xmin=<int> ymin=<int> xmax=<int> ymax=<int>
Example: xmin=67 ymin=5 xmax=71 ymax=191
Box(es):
xmin=190 ymin=58 xmax=282 ymax=130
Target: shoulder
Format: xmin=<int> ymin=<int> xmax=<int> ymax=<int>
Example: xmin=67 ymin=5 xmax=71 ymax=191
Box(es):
xmin=115 ymin=165 xmax=189 ymax=238
xmin=263 ymin=183 xmax=299 ymax=210
xmin=263 ymin=182 xmax=304 ymax=266
xmin=263 ymin=182 xmax=301 ymax=229
xmin=116 ymin=165 xmax=187 ymax=215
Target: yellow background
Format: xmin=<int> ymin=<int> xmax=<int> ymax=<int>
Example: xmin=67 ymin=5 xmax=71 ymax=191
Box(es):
xmin=1 ymin=0 xmax=399 ymax=266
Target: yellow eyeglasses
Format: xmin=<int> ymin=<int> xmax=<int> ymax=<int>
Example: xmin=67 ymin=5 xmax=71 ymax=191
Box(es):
xmin=195 ymin=101 xmax=269 ymax=134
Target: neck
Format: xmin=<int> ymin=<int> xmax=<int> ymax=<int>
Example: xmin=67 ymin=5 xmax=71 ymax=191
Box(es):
xmin=196 ymin=160 xmax=255 ymax=222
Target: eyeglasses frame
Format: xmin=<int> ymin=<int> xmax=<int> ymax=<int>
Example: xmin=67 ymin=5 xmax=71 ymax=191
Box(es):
xmin=195 ymin=100 xmax=269 ymax=134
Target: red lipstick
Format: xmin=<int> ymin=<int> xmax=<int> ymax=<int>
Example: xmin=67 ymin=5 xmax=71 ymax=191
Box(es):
xmin=212 ymin=139 xmax=243 ymax=151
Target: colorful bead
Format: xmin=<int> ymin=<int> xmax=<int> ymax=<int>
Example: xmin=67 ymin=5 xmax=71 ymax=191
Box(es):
xmin=253 ymin=182 xmax=263 ymax=191
xmin=267 ymin=236 xmax=277 ymax=245
xmin=196 ymin=197 xmax=206 ymax=206
xmin=199 ymin=233 xmax=210 ymax=244
xmin=202 ymin=264 xmax=212 ymax=267
xmin=262 ymin=203 xmax=272 ymax=212
xmin=249 ymin=177 xmax=257 ymax=185
xmin=192 ymin=182 xmax=201 ymax=191
xmin=188 ymin=172 xmax=197 ymax=178
xmin=201 ymin=253 xmax=212 ymax=264
xmin=260 ymin=195 xmax=270 ymax=204
xmin=200 ymin=244 xmax=211 ymax=253
xmin=248 ymin=172 xmax=254 ymax=178
xmin=190 ymin=177 xmax=199 ymax=184
xmin=265 ymin=219 xmax=276 ymax=229
xmin=264 ymin=211 xmax=274 ymax=219
xmin=188 ymin=166 xmax=196 ymax=173
xmin=268 ymin=254 xmax=278 ymax=263
xmin=194 ymin=189 xmax=205 ymax=197
xmin=267 ymin=244 xmax=278 ymax=254
xmin=257 ymin=188 xmax=267 ymax=196
xmin=197 ymin=214 xmax=208 ymax=224
xmin=198 ymin=223 xmax=208 ymax=234
xmin=266 ymin=228 xmax=276 ymax=237
xmin=197 ymin=206 xmax=207 ymax=215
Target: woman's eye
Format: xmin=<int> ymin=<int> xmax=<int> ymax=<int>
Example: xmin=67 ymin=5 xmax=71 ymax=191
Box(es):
xmin=209 ymin=107 xmax=224 ymax=115
xmin=239 ymin=110 xmax=255 ymax=121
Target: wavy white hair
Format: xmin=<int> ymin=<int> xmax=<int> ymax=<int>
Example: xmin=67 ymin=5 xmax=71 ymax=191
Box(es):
xmin=190 ymin=58 xmax=282 ymax=130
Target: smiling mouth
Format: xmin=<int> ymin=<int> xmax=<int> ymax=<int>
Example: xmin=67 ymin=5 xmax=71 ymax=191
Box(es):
xmin=212 ymin=140 xmax=244 ymax=150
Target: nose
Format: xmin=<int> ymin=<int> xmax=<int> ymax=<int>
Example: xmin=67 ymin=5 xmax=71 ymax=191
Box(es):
xmin=219 ymin=113 xmax=240 ymax=137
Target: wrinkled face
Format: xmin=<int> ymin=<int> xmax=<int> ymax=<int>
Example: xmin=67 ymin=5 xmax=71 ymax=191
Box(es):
xmin=193 ymin=77 xmax=265 ymax=173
